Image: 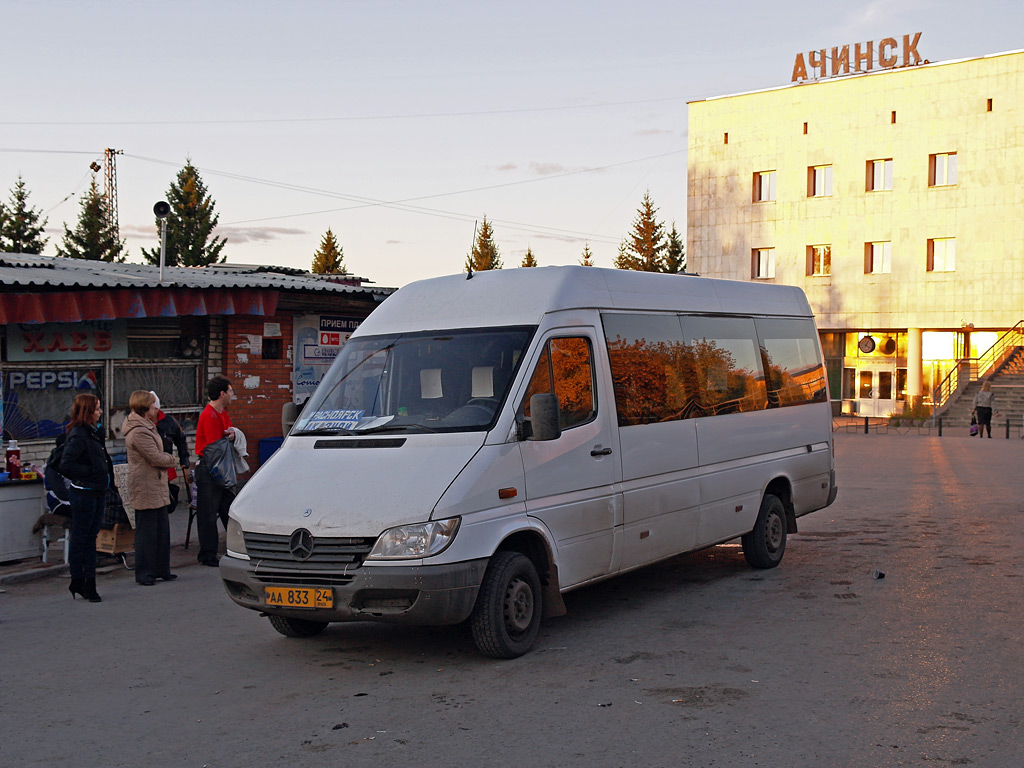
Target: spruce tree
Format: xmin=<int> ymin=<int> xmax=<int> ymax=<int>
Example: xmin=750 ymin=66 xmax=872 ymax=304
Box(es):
xmin=579 ymin=242 xmax=595 ymax=266
xmin=142 ymin=160 xmax=226 ymax=267
xmin=1 ymin=175 xmax=49 ymax=254
xmin=57 ymin=177 xmax=124 ymax=261
xmin=613 ymin=241 xmax=639 ymax=270
xmin=621 ymin=191 xmax=667 ymax=272
xmin=465 ymin=217 xmax=502 ymax=271
xmin=520 ymin=247 xmax=538 ymax=268
xmin=664 ymin=223 xmax=686 ymax=274
xmin=311 ymin=228 xmax=345 ymax=273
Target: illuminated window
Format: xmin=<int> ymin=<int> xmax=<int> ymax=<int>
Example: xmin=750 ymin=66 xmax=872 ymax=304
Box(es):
xmin=808 ymin=165 xmax=832 ymax=197
xmin=752 ymin=248 xmax=775 ymax=279
xmin=867 ymin=159 xmax=893 ymax=191
xmin=928 ymin=238 xmax=956 ymax=272
xmin=865 ymin=241 xmax=891 ymax=274
xmin=753 ymin=171 xmax=776 ymax=202
xmin=807 ymin=244 xmax=831 ymax=276
xmin=929 ymin=153 xmax=958 ymax=186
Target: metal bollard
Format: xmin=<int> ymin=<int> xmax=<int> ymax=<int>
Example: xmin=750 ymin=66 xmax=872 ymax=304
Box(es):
xmin=864 ymin=416 xmax=869 ymax=434
xmin=1006 ymin=418 xmax=1011 ymax=439
xmin=938 ymin=417 xmax=942 ymax=437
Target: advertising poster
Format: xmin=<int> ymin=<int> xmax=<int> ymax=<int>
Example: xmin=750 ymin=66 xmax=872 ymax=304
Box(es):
xmin=292 ymin=314 xmax=362 ymax=404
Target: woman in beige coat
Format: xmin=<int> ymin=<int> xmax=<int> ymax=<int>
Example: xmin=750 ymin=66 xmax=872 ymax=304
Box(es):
xmin=124 ymin=390 xmax=179 ymax=585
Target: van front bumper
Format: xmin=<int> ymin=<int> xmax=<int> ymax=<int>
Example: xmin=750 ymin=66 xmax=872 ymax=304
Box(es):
xmin=219 ymin=555 xmax=488 ymax=626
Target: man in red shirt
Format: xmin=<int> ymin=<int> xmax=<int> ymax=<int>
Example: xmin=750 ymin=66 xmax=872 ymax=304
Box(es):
xmin=194 ymin=376 xmax=235 ymax=566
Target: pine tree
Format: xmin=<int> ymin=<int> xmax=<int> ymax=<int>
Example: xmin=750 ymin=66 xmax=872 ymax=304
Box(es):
xmin=311 ymin=228 xmax=345 ymax=273
xmin=520 ymin=247 xmax=538 ymax=268
xmin=57 ymin=177 xmax=124 ymax=261
xmin=613 ymin=241 xmax=639 ymax=270
xmin=465 ymin=217 xmax=502 ymax=271
xmin=142 ymin=160 xmax=226 ymax=267
xmin=621 ymin=191 xmax=667 ymax=272
xmin=664 ymin=223 xmax=686 ymax=274
xmin=579 ymin=242 xmax=595 ymax=266
xmin=1 ymin=175 xmax=49 ymax=254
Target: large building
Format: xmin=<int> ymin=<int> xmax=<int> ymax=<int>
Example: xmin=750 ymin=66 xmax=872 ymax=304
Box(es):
xmin=687 ymin=46 xmax=1024 ymax=417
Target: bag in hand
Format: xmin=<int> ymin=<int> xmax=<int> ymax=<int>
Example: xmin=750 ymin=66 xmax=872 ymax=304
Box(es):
xmin=202 ymin=437 xmax=237 ymax=489
xmin=969 ymin=412 xmax=979 ymax=436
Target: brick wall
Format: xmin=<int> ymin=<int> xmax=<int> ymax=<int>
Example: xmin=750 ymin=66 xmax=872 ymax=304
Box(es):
xmin=222 ymin=314 xmax=294 ymax=469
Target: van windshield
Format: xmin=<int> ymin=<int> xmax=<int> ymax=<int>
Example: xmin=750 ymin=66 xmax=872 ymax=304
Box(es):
xmin=293 ymin=326 xmax=535 ymax=435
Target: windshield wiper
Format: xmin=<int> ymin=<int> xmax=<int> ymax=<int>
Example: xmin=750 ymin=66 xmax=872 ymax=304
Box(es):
xmin=292 ymin=427 xmax=356 ymax=436
xmin=354 ymin=423 xmax=439 ymax=434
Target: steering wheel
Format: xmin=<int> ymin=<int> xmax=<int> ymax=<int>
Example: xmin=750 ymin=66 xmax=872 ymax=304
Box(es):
xmin=466 ymin=397 xmax=499 ymax=408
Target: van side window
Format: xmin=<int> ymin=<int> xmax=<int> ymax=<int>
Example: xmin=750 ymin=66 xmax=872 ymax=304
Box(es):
xmin=603 ymin=313 xmax=698 ymax=426
xmin=754 ymin=318 xmax=828 ymax=406
xmin=681 ymin=316 xmax=767 ymax=416
xmin=522 ymin=337 xmax=596 ymax=430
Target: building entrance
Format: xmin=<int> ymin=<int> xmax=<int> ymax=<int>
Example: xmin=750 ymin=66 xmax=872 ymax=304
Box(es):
xmin=856 ymin=366 xmax=895 ymax=416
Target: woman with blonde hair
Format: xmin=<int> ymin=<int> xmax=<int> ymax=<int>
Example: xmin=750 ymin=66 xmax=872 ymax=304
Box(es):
xmin=123 ymin=390 xmax=178 ymax=585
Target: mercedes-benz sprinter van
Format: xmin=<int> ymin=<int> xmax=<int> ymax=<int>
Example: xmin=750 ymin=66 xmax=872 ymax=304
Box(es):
xmin=220 ymin=266 xmax=837 ymax=657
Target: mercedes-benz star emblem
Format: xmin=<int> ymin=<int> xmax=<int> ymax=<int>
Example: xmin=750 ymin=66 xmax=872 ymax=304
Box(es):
xmin=289 ymin=528 xmax=314 ymax=561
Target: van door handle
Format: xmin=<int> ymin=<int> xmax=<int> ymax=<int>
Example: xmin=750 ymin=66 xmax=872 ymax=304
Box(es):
xmin=590 ymin=447 xmax=613 ymax=456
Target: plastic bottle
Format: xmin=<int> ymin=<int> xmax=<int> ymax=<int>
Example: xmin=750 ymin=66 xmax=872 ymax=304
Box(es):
xmin=6 ymin=439 xmax=22 ymax=480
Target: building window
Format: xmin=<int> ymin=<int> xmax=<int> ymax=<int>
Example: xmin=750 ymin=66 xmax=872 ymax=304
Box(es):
xmin=753 ymin=171 xmax=776 ymax=202
xmin=928 ymin=238 xmax=956 ymax=272
xmin=929 ymin=153 xmax=958 ymax=186
xmin=808 ymin=165 xmax=832 ymax=197
xmin=865 ymin=241 xmax=891 ymax=274
xmin=867 ymin=159 xmax=893 ymax=191
xmin=807 ymin=244 xmax=831 ymax=276
xmin=752 ymin=248 xmax=775 ymax=279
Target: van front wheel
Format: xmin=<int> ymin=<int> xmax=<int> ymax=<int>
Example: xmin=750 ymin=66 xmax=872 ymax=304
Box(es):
xmin=268 ymin=614 xmax=329 ymax=638
xmin=742 ymin=494 xmax=787 ymax=569
xmin=470 ymin=551 xmax=542 ymax=659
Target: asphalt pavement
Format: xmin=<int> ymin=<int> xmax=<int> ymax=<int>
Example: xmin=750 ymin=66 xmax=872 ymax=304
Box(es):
xmin=1 ymin=432 xmax=1021 ymax=768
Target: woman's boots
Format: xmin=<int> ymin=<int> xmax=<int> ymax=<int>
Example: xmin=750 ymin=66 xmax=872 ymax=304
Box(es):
xmin=71 ymin=577 xmax=102 ymax=602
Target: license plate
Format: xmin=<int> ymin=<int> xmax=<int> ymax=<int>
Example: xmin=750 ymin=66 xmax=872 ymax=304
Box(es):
xmin=265 ymin=587 xmax=333 ymax=609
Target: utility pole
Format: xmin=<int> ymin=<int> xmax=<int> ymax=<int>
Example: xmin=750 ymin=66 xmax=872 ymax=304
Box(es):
xmin=103 ymin=148 xmax=123 ymax=244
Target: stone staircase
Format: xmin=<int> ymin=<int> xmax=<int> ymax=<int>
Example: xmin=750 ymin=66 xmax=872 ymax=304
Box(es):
xmin=938 ymin=348 xmax=1024 ymax=434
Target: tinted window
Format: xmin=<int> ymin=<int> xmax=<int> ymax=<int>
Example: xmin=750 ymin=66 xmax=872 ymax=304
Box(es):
xmin=522 ymin=337 xmax=596 ymax=430
xmin=681 ymin=316 xmax=766 ymax=416
xmin=755 ymin=318 xmax=828 ymax=407
xmin=602 ymin=314 xmax=698 ymax=426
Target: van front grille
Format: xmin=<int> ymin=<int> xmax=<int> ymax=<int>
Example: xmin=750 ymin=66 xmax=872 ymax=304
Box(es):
xmin=244 ymin=532 xmax=376 ymax=566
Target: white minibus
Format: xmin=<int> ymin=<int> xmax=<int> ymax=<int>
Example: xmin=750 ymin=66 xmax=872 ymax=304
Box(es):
xmin=220 ymin=267 xmax=837 ymax=657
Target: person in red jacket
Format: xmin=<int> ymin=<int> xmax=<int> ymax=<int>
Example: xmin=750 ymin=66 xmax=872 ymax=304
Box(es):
xmin=194 ymin=376 xmax=235 ymax=566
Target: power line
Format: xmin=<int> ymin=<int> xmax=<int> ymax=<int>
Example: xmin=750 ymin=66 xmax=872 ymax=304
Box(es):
xmin=0 ymin=97 xmax=685 ymax=127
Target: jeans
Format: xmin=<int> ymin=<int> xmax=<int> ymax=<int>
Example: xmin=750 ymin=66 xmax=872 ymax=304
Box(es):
xmin=68 ymin=488 xmax=106 ymax=580
xmin=195 ymin=460 xmax=234 ymax=563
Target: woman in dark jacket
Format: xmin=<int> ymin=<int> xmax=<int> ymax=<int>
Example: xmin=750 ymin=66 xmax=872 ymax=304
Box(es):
xmin=59 ymin=393 xmax=114 ymax=602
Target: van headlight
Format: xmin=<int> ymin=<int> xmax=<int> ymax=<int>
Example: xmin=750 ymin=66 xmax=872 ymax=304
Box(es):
xmin=226 ymin=517 xmax=248 ymax=558
xmin=368 ymin=518 xmax=460 ymax=560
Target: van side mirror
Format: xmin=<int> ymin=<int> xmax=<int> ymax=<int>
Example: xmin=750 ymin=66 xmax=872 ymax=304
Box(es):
xmin=526 ymin=393 xmax=561 ymax=441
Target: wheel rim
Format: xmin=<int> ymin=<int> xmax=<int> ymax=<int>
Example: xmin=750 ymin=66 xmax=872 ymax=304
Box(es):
xmin=504 ymin=575 xmax=534 ymax=635
xmin=765 ymin=511 xmax=784 ymax=552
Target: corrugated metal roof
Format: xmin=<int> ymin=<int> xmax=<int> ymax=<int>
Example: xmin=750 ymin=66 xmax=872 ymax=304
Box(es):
xmin=0 ymin=254 xmax=396 ymax=298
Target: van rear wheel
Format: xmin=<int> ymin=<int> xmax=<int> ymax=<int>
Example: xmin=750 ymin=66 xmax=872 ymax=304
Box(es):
xmin=470 ymin=551 xmax=542 ymax=659
xmin=742 ymin=493 xmax=787 ymax=569
xmin=268 ymin=614 xmax=329 ymax=638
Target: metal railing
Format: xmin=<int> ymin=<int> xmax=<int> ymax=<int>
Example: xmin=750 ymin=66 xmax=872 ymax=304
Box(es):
xmin=932 ymin=321 xmax=1024 ymax=415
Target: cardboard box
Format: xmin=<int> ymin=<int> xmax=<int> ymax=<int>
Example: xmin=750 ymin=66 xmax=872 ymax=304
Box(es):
xmin=96 ymin=524 xmax=134 ymax=554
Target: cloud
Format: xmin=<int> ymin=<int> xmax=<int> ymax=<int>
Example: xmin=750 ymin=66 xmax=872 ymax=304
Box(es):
xmin=119 ymin=224 xmax=306 ymax=244
xmin=386 ymin=239 xmax=402 ymax=245
xmin=496 ymin=163 xmax=518 ymax=172
xmin=635 ymin=128 xmax=674 ymax=137
xmin=528 ymin=162 xmax=570 ymax=176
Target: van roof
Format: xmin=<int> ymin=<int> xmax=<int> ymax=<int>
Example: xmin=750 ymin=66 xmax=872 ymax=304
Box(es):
xmin=357 ymin=266 xmax=813 ymax=335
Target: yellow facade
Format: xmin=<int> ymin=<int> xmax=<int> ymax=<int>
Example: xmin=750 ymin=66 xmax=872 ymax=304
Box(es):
xmin=687 ymin=50 xmax=1024 ymax=414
